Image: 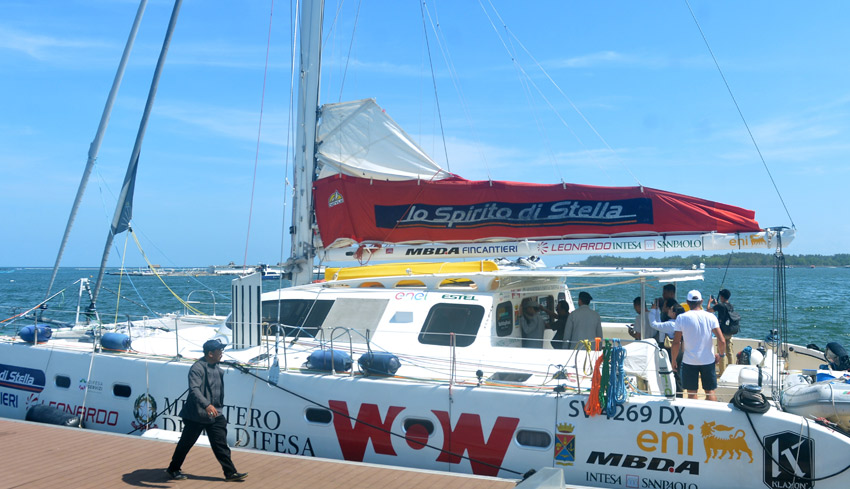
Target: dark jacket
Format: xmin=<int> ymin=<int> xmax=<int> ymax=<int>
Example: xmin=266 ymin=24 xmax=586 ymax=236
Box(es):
xmin=550 ymin=314 xmax=569 ymax=349
xmin=179 ymin=358 xmax=225 ymax=424
xmin=714 ymin=302 xmax=734 ymax=336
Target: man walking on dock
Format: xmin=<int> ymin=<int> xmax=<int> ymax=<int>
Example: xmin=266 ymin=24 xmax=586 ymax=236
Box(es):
xmin=166 ymin=339 xmax=247 ymax=482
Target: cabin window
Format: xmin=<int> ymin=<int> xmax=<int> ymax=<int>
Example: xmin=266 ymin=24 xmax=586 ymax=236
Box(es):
xmin=305 ymin=407 xmax=332 ymax=424
xmin=261 ymin=299 xmax=334 ymax=338
xmin=495 ymin=301 xmax=513 ymax=337
xmin=113 ymin=384 xmax=132 ymax=398
xmin=516 ymin=429 xmax=552 ymax=448
xmin=395 ymin=280 xmax=426 ymax=288
xmin=358 ymin=281 xmax=385 ymax=288
xmin=55 ymin=375 xmax=71 ymax=388
xmin=418 ymin=304 xmax=485 ymax=347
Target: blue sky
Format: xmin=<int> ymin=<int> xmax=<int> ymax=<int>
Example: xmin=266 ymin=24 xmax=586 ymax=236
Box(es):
xmin=1 ymin=0 xmax=848 ymax=267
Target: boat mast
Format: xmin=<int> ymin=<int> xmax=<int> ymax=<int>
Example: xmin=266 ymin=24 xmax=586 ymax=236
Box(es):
xmin=287 ymin=0 xmax=325 ymax=286
xmin=44 ymin=0 xmax=149 ymax=301
xmin=90 ymin=0 xmax=184 ymax=311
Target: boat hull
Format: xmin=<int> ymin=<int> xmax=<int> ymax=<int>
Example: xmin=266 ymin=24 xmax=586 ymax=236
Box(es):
xmin=2 ymin=342 xmax=849 ymax=488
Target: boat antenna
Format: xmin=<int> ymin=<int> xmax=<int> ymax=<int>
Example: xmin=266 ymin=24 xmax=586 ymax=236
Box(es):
xmin=44 ymin=0 xmax=149 ymax=301
xmin=90 ymin=0 xmax=184 ymax=310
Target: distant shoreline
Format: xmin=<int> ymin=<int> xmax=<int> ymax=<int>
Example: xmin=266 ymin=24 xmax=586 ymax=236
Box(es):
xmin=575 ymin=252 xmax=850 ymax=268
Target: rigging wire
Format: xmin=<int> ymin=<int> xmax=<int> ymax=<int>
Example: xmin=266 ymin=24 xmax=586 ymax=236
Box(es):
xmin=220 ymin=361 xmax=525 ymax=476
xmin=269 ymin=0 xmax=308 ymax=331
xmin=717 ymin=252 xmax=734 ymax=294
xmin=275 ymin=0 xmax=300 ymax=298
xmin=132 ymin=226 xmax=230 ymax=300
xmin=482 ymin=0 xmax=642 ymax=187
xmin=421 ymin=2 xmax=492 ymax=180
xmin=684 ymin=0 xmax=795 ymax=228
xmin=419 ymin=0 xmax=451 ymax=171
xmin=337 ymin=0 xmax=362 ymax=102
xmin=242 ymin=0 xmax=278 ymax=270
xmin=91 ymin=157 xmax=161 ymax=317
xmin=479 ymin=0 xmax=563 ymax=183
xmin=130 ymin=230 xmax=205 ymax=315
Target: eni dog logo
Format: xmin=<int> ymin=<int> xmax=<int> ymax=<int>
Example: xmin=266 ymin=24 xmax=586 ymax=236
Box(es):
xmin=554 ymin=423 xmax=576 ymax=466
xmin=328 ymin=190 xmax=344 ymax=208
xmin=701 ymin=421 xmax=753 ymax=463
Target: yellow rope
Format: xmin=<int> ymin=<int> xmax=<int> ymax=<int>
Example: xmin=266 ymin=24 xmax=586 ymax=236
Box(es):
xmin=578 ymin=339 xmax=594 ymax=375
xmin=114 ymin=233 xmax=130 ymax=324
xmin=130 ymin=229 xmax=206 ymax=315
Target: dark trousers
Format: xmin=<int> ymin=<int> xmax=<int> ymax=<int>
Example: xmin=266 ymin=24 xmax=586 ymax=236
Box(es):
xmin=168 ymin=416 xmax=237 ymax=477
xmin=661 ymin=345 xmax=684 ymax=398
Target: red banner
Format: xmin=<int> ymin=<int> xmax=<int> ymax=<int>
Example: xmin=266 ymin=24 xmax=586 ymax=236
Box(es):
xmin=313 ymin=175 xmax=760 ymax=247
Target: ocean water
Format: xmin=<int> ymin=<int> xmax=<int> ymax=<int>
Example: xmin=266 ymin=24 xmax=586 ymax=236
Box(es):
xmin=1 ymin=266 xmax=848 ymax=349
xmin=569 ymin=266 xmax=850 ymax=349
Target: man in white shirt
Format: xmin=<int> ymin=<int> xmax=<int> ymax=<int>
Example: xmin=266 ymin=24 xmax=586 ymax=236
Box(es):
xmin=671 ymin=290 xmax=726 ymax=401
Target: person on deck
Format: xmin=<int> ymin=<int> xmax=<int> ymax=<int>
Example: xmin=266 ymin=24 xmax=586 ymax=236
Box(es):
xmin=166 ymin=339 xmax=247 ymax=482
xmin=520 ymin=298 xmax=549 ymax=348
xmin=651 ymin=298 xmax=685 ymax=398
xmin=627 ymin=296 xmax=651 ymax=340
xmin=564 ymin=292 xmax=603 ymax=349
xmin=655 ymin=284 xmax=676 ymax=321
xmin=671 ymin=290 xmax=726 ymax=402
xmin=708 ymin=289 xmax=736 ymax=376
xmin=548 ymin=300 xmax=571 ymax=349
xmin=649 ymin=298 xmax=680 ymax=345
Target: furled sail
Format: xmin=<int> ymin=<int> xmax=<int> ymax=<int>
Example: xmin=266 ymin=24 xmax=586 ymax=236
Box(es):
xmin=314 ymin=175 xmax=761 ymax=247
xmin=313 ymin=100 xmax=791 ymax=260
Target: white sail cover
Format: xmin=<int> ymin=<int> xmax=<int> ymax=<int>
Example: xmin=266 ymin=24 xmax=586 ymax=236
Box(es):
xmin=316 ymin=99 xmax=451 ymax=181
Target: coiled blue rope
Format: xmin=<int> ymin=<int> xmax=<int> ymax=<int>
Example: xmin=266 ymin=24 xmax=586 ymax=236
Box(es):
xmin=606 ymin=339 xmax=628 ymax=418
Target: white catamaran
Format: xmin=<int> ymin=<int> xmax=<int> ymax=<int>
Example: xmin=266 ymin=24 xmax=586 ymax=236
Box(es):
xmin=2 ymin=1 xmax=849 ymax=488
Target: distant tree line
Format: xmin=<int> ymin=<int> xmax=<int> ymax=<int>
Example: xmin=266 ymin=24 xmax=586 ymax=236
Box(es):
xmin=576 ymin=253 xmax=850 ymax=268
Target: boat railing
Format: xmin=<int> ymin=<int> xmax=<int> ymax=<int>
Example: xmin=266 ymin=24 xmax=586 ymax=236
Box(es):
xmin=321 ymin=327 xmax=354 ymax=376
xmin=185 ymin=290 xmax=218 ymax=316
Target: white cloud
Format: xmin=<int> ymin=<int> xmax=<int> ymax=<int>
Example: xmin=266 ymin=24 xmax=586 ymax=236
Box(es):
xmin=153 ymin=101 xmax=292 ymax=147
xmin=0 ymin=26 xmax=108 ymax=61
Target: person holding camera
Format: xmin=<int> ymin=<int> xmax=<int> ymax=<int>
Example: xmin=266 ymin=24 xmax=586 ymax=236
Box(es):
xmin=520 ymin=298 xmax=550 ymax=348
xmin=708 ymin=289 xmax=737 ymax=375
xmin=548 ymin=300 xmax=571 ymax=349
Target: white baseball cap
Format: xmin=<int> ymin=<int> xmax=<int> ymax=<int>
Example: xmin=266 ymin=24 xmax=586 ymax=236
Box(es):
xmin=686 ymin=290 xmax=702 ymax=302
